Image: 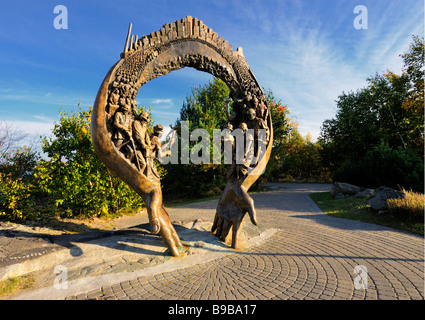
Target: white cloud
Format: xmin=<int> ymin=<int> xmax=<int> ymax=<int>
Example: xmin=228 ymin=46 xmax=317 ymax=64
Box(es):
xmin=7 ymin=120 xmax=54 ymax=137
xmin=33 ymin=114 xmax=55 ymax=123
xmin=0 ymin=90 xmax=92 ymax=108
xmin=248 ymin=31 xmax=367 ymax=141
xmin=151 ymin=98 xmax=173 ymax=105
xmin=150 ymin=109 xmax=180 ymax=121
xmin=296 ymin=119 xmax=324 ymax=142
xmin=238 ymin=0 xmax=423 ymax=142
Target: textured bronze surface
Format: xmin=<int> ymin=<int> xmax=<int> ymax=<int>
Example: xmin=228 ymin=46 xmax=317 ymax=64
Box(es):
xmin=91 ymin=17 xmax=273 ymax=256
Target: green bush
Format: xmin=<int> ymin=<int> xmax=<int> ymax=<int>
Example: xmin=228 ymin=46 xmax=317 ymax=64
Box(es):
xmin=0 ymin=146 xmax=41 ymax=221
xmin=34 ymin=107 xmax=145 ymax=218
xmin=333 ymin=142 xmax=424 ymax=191
xmin=0 ymin=107 xmax=147 ymax=221
xmin=0 ymin=173 xmax=35 ymax=220
xmin=33 ymin=155 xmax=144 ymax=218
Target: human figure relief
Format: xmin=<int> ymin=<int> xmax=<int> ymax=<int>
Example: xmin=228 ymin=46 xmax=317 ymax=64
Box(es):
xmin=132 ymin=111 xmax=153 ymax=175
xmin=147 ymin=124 xmax=170 ymax=180
xmin=112 ymin=99 xmax=133 ymax=159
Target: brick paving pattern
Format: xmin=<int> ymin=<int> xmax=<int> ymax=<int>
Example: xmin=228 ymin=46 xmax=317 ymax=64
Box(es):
xmin=67 ymin=184 xmax=424 ymax=300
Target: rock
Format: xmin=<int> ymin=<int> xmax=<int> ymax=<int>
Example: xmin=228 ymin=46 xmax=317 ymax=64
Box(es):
xmin=366 ymin=187 xmax=405 ymax=211
xmin=330 ymin=185 xmax=338 ymax=197
xmin=330 ymin=182 xmax=361 ymax=197
xmin=335 ymin=193 xmax=345 ymax=199
xmin=355 ymin=188 xmax=375 ymax=198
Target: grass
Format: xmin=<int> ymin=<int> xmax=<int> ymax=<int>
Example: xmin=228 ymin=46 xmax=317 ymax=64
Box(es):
xmin=387 ymin=188 xmax=424 ymax=221
xmin=0 ymin=274 xmax=34 ymax=299
xmin=309 ymin=192 xmax=424 ymax=236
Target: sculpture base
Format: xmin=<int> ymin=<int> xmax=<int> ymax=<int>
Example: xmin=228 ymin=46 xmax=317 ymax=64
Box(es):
xmin=9 ymin=219 xmax=277 ymax=299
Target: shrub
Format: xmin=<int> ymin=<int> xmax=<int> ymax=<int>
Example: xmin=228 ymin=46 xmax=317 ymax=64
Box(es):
xmin=35 ymin=107 xmax=145 ymax=218
xmin=0 ymin=173 xmax=35 ymax=220
xmin=387 ymin=189 xmax=424 ymax=222
xmin=333 ymin=142 xmax=424 ymax=191
xmin=1 ymin=106 xmax=150 ymax=222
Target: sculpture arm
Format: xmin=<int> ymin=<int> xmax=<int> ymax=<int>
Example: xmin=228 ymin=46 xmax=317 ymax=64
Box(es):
xmin=211 ymin=183 xmax=257 ymax=249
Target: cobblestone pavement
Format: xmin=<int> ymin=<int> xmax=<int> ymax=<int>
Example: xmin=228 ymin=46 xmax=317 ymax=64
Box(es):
xmin=68 ymin=184 xmax=424 ymax=300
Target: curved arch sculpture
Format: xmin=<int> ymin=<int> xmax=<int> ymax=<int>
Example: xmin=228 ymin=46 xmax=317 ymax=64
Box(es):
xmin=92 ymin=17 xmax=273 ymax=256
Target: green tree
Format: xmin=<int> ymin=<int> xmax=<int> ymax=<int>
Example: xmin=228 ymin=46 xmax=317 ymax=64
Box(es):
xmin=162 ymin=78 xmax=230 ymax=200
xmin=0 ymin=122 xmax=40 ymax=220
xmin=320 ymin=36 xmax=424 ymax=190
xmin=320 ymin=83 xmax=383 ymax=169
xmin=34 ymin=106 xmax=145 ymax=218
xmin=163 ymin=78 xmax=331 ymax=195
xmin=280 ymin=133 xmax=330 ymax=182
xmin=177 ymin=78 xmax=229 ymax=132
xmin=400 ymin=35 xmax=424 ymax=155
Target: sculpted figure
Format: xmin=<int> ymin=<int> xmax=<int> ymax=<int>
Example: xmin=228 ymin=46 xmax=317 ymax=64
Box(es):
xmin=132 ymin=111 xmax=153 ymax=174
xmin=112 ymin=100 xmax=133 ymax=158
xmin=246 ymin=108 xmax=268 ymax=139
xmin=257 ymin=96 xmax=269 ymax=120
xmin=245 ymin=108 xmax=269 ymax=164
xmin=108 ymin=85 xmax=120 ymax=115
xmin=226 ymin=122 xmax=254 ymax=182
xmin=222 ymin=123 xmax=234 ymax=150
xmin=148 ymin=124 xmax=169 ymax=180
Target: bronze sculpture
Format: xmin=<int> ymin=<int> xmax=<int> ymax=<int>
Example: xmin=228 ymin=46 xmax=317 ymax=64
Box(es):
xmin=91 ymin=17 xmax=273 ymax=256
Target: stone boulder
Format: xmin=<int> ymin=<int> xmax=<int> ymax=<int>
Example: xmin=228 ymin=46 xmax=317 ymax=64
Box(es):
xmin=330 ymin=182 xmax=361 ymax=197
xmin=355 ymin=188 xmax=375 ymax=198
xmin=366 ymin=187 xmax=406 ymax=211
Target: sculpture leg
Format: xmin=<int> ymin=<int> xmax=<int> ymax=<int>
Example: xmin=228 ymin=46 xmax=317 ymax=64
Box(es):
xmin=145 ymin=185 xmax=166 ymax=234
xmin=145 ymin=187 xmax=183 ymax=256
xmin=158 ymin=206 xmax=183 ymax=256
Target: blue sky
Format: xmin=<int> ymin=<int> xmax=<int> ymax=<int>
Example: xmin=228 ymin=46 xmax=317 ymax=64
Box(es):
xmin=0 ymin=0 xmax=423 ymax=143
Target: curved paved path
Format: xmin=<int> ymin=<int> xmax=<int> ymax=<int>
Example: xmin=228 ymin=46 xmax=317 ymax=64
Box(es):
xmin=70 ymin=183 xmax=424 ymax=300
